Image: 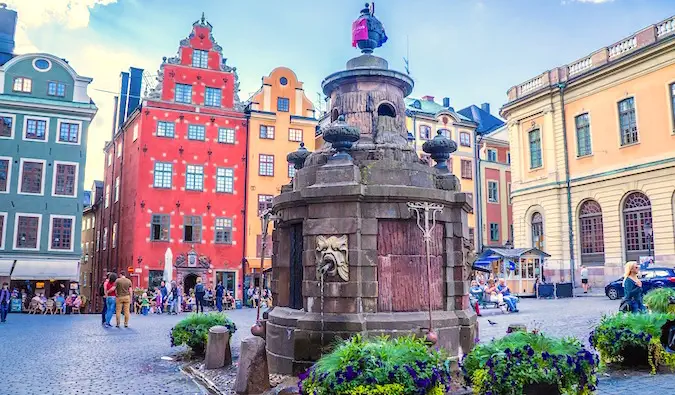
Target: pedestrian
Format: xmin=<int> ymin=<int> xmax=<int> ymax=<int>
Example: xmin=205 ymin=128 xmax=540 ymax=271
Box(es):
xmin=215 ymin=281 xmax=224 ymax=312
xmin=622 ymin=261 xmax=646 ymax=313
xmin=247 ymin=284 xmax=255 ymax=307
xmin=169 ymin=281 xmax=179 ymax=315
xmin=114 ymin=272 xmax=133 ymax=328
xmin=0 ymin=282 xmax=11 ymax=323
xmin=194 ymin=277 xmax=206 ymax=313
xmin=160 ymin=280 xmax=168 ymax=313
xmin=104 ymin=273 xmax=117 ymax=327
xmin=99 ymin=274 xmax=109 ymax=325
xmin=140 ymin=293 xmax=150 ymax=316
xmin=580 ymin=265 xmax=589 ymax=293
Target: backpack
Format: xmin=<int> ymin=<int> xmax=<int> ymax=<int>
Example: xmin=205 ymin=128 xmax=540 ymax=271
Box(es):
xmin=195 ymin=283 xmax=205 ymax=294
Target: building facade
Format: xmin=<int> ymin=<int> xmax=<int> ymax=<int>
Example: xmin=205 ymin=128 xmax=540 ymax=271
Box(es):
xmin=245 ymin=67 xmax=316 ymax=283
xmin=501 ymin=15 xmax=675 ymax=286
xmin=98 ymin=16 xmax=247 ymax=299
xmin=80 ymin=180 xmax=102 ymax=311
xmin=0 ymin=6 xmax=97 ymax=296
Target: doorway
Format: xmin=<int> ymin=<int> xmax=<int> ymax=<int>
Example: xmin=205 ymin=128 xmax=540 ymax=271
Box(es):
xmin=183 ymin=273 xmax=198 ymax=294
xmin=216 ymin=271 xmax=236 ymax=295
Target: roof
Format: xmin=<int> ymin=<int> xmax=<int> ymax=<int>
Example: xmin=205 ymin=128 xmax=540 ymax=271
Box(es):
xmin=405 ymin=97 xmax=472 ymax=122
xmin=93 ymin=180 xmax=104 ymax=189
xmin=457 ymin=105 xmax=505 ymax=135
xmin=480 ymin=247 xmax=551 ymax=259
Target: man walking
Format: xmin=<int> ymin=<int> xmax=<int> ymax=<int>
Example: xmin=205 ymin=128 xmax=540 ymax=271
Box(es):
xmin=215 ymin=281 xmax=224 ymax=312
xmin=194 ymin=277 xmax=206 ymax=314
xmin=160 ymin=280 xmax=168 ymax=313
xmin=0 ymin=282 xmax=11 ymax=323
xmin=114 ymin=273 xmax=133 ymax=328
xmin=580 ymin=265 xmax=590 ymax=294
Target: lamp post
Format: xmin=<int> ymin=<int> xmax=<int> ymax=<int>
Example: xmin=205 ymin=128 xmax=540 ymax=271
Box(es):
xmin=644 ymin=221 xmax=654 ymax=263
xmin=251 ymin=208 xmax=279 ymax=337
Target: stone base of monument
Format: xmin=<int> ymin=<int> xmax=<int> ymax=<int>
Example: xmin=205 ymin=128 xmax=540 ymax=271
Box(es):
xmin=204 ymin=326 xmax=232 ymax=369
xmin=235 ymin=336 xmax=271 ymax=395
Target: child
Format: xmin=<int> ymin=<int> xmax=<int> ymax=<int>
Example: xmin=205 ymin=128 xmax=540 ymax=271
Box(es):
xmin=154 ymin=288 xmax=162 ymax=314
xmin=141 ymin=293 xmax=150 ymax=316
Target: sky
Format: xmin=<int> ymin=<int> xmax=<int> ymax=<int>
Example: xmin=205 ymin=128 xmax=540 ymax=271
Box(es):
xmin=9 ymin=0 xmax=675 ymax=188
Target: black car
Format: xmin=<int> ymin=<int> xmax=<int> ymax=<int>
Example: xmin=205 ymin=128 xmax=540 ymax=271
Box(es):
xmin=605 ymin=267 xmax=675 ymax=300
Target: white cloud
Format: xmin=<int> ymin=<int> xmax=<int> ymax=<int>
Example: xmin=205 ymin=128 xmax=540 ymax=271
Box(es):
xmin=6 ymin=0 xmax=118 ymax=29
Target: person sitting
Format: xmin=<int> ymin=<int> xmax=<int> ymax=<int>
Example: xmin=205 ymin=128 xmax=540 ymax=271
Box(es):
xmin=485 ymin=279 xmax=508 ymax=313
xmin=55 ymin=292 xmax=66 ymax=314
xmin=73 ymin=295 xmax=83 ymax=312
xmin=65 ymin=293 xmax=75 ymax=314
xmin=185 ymin=294 xmax=195 ymax=312
xmin=497 ymin=278 xmax=519 ymax=312
xmin=224 ymin=291 xmax=235 ymax=310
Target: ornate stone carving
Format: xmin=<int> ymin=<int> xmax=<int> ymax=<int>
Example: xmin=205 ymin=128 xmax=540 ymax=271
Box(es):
xmin=315 ymin=235 xmax=349 ymax=281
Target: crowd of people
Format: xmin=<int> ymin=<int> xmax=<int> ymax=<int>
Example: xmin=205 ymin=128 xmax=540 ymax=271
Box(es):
xmin=469 ymin=274 xmax=519 ymax=314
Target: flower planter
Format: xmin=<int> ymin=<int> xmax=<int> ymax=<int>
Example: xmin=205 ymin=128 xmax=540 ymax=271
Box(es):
xmin=523 ymin=383 xmax=561 ymax=395
xmin=619 ymin=344 xmax=649 ymax=367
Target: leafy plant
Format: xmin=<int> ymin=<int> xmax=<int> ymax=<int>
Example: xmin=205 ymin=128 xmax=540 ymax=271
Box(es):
xmin=644 ymin=288 xmax=675 ymax=314
xmin=462 ymin=331 xmax=598 ymax=394
xmin=590 ymin=312 xmax=675 ymax=374
xmin=170 ymin=313 xmax=237 ymax=355
xmin=298 ymin=335 xmax=454 ymax=395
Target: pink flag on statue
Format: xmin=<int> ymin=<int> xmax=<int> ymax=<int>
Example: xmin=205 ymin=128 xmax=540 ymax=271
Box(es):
xmin=352 ymin=18 xmax=368 ymax=47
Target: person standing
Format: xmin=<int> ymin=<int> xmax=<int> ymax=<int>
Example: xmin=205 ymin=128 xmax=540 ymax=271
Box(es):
xmin=194 ymin=277 xmax=206 ymax=314
xmin=215 ymin=281 xmax=224 ymax=312
xmin=169 ymin=281 xmax=179 ymax=315
xmin=623 ymin=261 xmax=646 ymax=313
xmin=104 ymin=273 xmax=117 ymax=327
xmin=0 ymin=282 xmax=11 ymax=323
xmin=580 ymin=266 xmax=589 ymax=293
xmin=160 ymin=281 xmax=168 ymax=313
xmin=114 ymin=273 xmax=133 ymax=328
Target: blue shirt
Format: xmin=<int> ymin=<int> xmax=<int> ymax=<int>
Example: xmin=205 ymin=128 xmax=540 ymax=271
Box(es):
xmin=497 ymin=284 xmax=511 ymax=296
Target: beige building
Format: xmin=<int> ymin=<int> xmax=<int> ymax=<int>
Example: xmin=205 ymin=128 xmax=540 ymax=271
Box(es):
xmin=501 ymin=16 xmax=675 ymax=286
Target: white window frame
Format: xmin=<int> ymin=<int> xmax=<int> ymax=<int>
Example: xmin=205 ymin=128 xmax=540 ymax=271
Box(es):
xmin=51 ymin=160 xmax=79 ymax=198
xmin=132 ymin=123 xmax=139 ymax=141
xmin=0 ymin=211 xmax=7 ymax=250
xmin=13 ymin=212 xmax=42 ymax=251
xmin=105 ymin=185 xmax=110 ymax=208
xmin=0 ymin=113 xmax=16 ymax=139
xmin=55 ymin=119 xmax=82 ymax=145
xmin=22 ymin=116 xmax=50 ymax=143
xmin=288 ymin=128 xmax=303 ymax=142
xmin=218 ymin=128 xmax=235 ymax=144
xmin=114 ymin=176 xmax=120 ymax=202
xmin=18 ymin=158 xmax=47 ymax=196
xmin=487 ymin=149 xmax=498 ymax=162
xmin=47 ymin=214 xmax=76 ymax=252
xmin=216 ymin=167 xmax=234 ymax=193
xmin=112 ymin=222 xmax=117 ymax=248
xmin=117 ymin=142 xmax=122 ymax=158
xmin=0 ymin=155 xmax=12 ymax=194
xmin=288 ymin=163 xmax=296 ymax=178
xmin=488 ymin=180 xmax=499 ymax=203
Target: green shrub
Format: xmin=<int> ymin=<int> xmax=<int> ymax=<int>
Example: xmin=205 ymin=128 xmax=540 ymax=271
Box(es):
xmin=170 ymin=313 xmax=236 ymax=355
xmin=462 ymin=331 xmax=598 ymax=394
xmin=644 ymin=288 xmax=675 ymax=314
xmin=590 ymin=312 xmax=675 ymax=374
xmin=298 ymin=335 xmax=453 ymax=395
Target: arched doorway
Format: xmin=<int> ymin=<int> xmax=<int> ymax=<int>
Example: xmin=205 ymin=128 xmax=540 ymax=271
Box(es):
xmin=623 ymin=192 xmax=654 ymax=262
xmin=183 ymin=273 xmax=198 ymax=294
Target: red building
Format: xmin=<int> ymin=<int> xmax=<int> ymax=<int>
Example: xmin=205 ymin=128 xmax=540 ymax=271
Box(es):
xmin=97 ymin=15 xmax=247 ymax=300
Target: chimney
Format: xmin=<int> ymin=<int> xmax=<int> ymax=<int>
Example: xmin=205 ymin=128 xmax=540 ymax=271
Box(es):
xmin=422 ymin=95 xmax=435 ymax=102
xmin=481 ymin=102 xmax=490 ymax=114
xmin=117 ymin=71 xmax=130 ymax=131
xmin=0 ymin=3 xmax=17 ymax=63
xmin=126 ymin=67 xmax=144 ymax=116
xmin=442 ymin=97 xmax=450 ymax=108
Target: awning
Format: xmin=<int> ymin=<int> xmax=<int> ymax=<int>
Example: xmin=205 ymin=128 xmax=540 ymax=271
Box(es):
xmin=0 ymin=259 xmax=15 ymax=276
xmin=11 ymin=259 xmax=79 ymax=281
xmin=472 ymin=256 xmax=499 ymax=273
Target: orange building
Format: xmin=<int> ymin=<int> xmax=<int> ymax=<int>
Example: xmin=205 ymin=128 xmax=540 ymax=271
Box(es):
xmin=244 ymin=67 xmax=317 ymax=285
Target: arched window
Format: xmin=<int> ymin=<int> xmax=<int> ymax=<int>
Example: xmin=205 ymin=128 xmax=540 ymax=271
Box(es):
xmin=579 ymin=200 xmax=604 ymax=264
xmin=623 ymin=192 xmax=654 ymax=261
xmin=377 ymin=102 xmax=396 ymax=117
xmin=531 ymin=212 xmax=544 ymax=250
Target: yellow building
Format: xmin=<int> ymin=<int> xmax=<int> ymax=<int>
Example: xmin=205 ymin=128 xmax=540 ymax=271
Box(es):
xmin=501 ymin=16 xmax=675 ymax=287
xmin=245 ymin=67 xmax=317 ymax=280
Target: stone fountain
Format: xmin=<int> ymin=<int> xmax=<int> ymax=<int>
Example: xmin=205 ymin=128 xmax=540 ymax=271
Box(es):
xmin=265 ymin=3 xmax=477 ymax=375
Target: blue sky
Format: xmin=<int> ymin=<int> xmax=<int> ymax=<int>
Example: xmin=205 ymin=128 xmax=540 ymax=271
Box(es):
xmin=10 ymin=0 xmax=675 ymax=186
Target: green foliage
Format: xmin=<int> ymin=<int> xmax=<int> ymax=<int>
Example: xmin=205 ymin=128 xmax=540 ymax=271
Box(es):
xmin=644 ymin=288 xmax=675 ymax=314
xmin=170 ymin=313 xmax=236 ymax=355
xmin=590 ymin=312 xmax=675 ymax=374
xmin=462 ymin=331 xmax=598 ymax=394
xmin=298 ymin=335 xmax=453 ymax=395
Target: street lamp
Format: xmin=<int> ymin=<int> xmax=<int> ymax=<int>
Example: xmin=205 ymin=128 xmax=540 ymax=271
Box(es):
xmin=644 ymin=221 xmax=654 ymax=261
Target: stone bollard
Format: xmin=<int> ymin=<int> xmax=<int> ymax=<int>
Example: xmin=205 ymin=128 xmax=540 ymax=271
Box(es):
xmin=235 ymin=336 xmax=270 ymax=395
xmin=205 ymin=325 xmax=232 ymax=369
xmin=506 ymin=324 xmax=527 ymax=334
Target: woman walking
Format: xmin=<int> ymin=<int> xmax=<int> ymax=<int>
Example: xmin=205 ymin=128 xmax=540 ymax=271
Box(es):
xmin=194 ymin=277 xmax=206 ymax=314
xmin=104 ymin=273 xmax=117 ymax=327
xmin=623 ymin=261 xmax=645 ymax=313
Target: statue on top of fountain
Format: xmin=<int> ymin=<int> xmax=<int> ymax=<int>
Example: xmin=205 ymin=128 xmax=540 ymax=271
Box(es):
xmin=352 ymin=2 xmax=388 ymax=54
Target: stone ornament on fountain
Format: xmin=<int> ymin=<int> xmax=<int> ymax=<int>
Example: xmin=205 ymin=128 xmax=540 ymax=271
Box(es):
xmin=422 ymin=130 xmax=457 ymax=172
xmin=321 ymin=115 xmax=360 ymax=161
xmin=315 ymin=235 xmax=349 ymax=282
xmin=286 ymin=142 xmax=311 ymax=171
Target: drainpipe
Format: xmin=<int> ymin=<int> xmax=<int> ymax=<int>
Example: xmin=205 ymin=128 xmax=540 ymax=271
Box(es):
xmin=105 ymin=97 xmax=119 ymax=278
xmin=558 ymin=82 xmax=576 ymax=293
xmin=474 ymin=132 xmax=484 ymax=252
xmin=241 ymin=110 xmax=251 ymax=301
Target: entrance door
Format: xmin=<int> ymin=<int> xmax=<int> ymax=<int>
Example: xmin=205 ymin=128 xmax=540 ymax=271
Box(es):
xmin=184 ymin=273 xmax=198 ymax=294
xmin=289 ymin=224 xmax=303 ymax=310
xmin=216 ymin=271 xmax=236 ymax=295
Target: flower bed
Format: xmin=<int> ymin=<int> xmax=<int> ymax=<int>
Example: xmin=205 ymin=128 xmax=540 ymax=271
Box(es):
xmin=462 ymin=331 xmax=598 ymax=395
xmin=170 ymin=313 xmax=237 ymax=356
xmin=590 ymin=312 xmax=675 ymax=374
xmin=298 ymin=335 xmax=456 ymax=395
xmin=643 ymin=288 xmax=675 ymax=314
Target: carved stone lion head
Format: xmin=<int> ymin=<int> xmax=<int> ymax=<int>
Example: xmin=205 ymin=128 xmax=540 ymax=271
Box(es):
xmin=315 ymin=235 xmax=349 ymax=281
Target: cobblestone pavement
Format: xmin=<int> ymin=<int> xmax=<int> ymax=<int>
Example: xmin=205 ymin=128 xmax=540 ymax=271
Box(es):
xmin=0 ymin=307 xmax=257 ymax=395
xmin=476 ymin=296 xmax=675 ymax=394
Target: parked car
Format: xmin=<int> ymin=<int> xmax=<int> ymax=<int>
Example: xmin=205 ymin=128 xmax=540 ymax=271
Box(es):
xmin=605 ymin=267 xmax=675 ymax=300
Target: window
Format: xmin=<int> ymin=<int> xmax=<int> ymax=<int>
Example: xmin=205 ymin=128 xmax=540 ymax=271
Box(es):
xmin=50 ymin=216 xmax=73 ymax=250
xmin=0 ymin=115 xmax=13 ymax=138
xmin=112 ymin=223 xmax=117 ymax=248
xmin=258 ymin=194 xmax=273 ymax=215
xmin=289 ymin=128 xmax=303 ymax=142
xmin=150 ymin=214 xmax=169 ymax=241
xmin=488 ymin=181 xmax=499 ymax=203
xmin=532 ymin=212 xmax=544 ymax=250
xmin=58 ymin=121 xmax=80 ymax=144
xmin=419 ymin=125 xmax=431 ymax=140
xmin=116 ymin=142 xmax=122 ymax=158
xmin=218 ymin=128 xmax=235 ymax=144
xmin=175 ymin=83 xmax=192 ymax=104
xmin=277 ymin=97 xmax=290 ymax=112
xmin=13 ymin=77 xmax=32 ymax=93
xmin=157 ymin=121 xmax=175 ymax=138
xmin=460 ymin=159 xmax=472 ymax=179
xmin=288 ymin=163 xmax=296 ymax=178
xmin=670 ymin=83 xmax=675 ymax=130
xmin=102 ymin=227 xmax=108 ymax=250
xmin=216 ymin=168 xmax=234 ymax=193
xmin=438 ymin=129 xmax=451 ymax=139
xmin=507 ymin=183 xmax=511 ymax=205
xmin=34 ymin=59 xmax=50 ymax=70
xmin=579 ymin=200 xmax=604 ymax=261
xmin=0 ymin=158 xmax=10 ymax=193
xmin=15 ymin=214 xmax=40 ymax=249
xmin=259 ymin=154 xmax=274 ymax=176
xmin=186 ymin=165 xmax=204 ymax=191
xmin=205 ymin=87 xmax=221 ymax=107
xmin=623 ymin=192 xmax=653 ymax=259
xmin=19 ymin=160 xmax=44 ymax=195
xmin=507 ymin=152 xmax=511 ymax=164
xmin=48 ymin=81 xmax=66 ymax=97
xmin=618 ymin=97 xmax=638 ymax=145
xmin=105 ymin=185 xmax=110 ymax=208
xmin=53 ymin=162 xmax=77 ymax=197
xmin=187 ymin=125 xmax=205 ymax=141
xmin=0 ymin=213 xmax=6 ymax=249
xmin=575 ymin=113 xmax=591 ymax=156
xmin=132 ymin=123 xmax=139 ymax=141
xmin=460 ymin=132 xmax=471 ymax=147
xmin=260 ymin=125 xmax=275 ymax=139
xmin=214 ymin=217 xmax=232 ymax=244
xmin=490 ymin=223 xmax=499 ymax=242
xmin=487 ymin=149 xmax=497 ymax=162
xmin=192 ymin=49 xmax=209 ymax=68
xmin=528 ymin=129 xmax=542 ymax=169
xmin=183 ymin=216 xmax=202 ymax=242
xmin=114 ymin=176 xmax=120 ymax=202
xmin=153 ymin=162 xmax=173 ymax=188
xmin=96 ymin=230 xmax=100 ymax=251
xmin=148 ymin=270 xmax=164 ymax=289
xmin=24 ymin=118 xmax=47 ymax=141
xmin=107 ymin=153 xmax=112 ymax=167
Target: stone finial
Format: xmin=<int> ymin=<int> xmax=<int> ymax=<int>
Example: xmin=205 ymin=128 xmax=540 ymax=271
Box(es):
xmin=320 ymin=115 xmax=360 ymax=161
xmin=286 ymin=142 xmax=311 ymax=170
xmin=422 ymin=130 xmax=457 ymax=172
